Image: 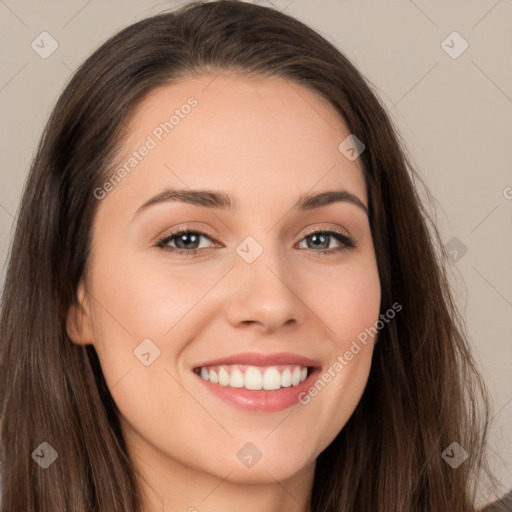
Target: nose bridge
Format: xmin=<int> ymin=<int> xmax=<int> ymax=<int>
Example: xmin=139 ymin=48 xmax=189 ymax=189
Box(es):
xmin=224 ymin=233 xmax=303 ymax=330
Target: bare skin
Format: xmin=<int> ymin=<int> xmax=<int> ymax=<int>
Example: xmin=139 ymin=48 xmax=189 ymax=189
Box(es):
xmin=67 ymin=73 xmax=381 ymax=512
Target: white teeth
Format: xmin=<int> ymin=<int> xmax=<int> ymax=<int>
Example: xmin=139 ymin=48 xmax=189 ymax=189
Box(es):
xmin=244 ymin=366 xmax=263 ymax=390
xmin=197 ymin=364 xmax=311 ymax=390
xmin=281 ymin=368 xmax=292 ymax=387
xmin=291 ymin=367 xmax=302 ymax=386
xmin=229 ymin=368 xmax=245 ymax=388
xmin=218 ymin=367 xmax=230 ymax=386
xmin=262 ymin=367 xmax=281 ymax=390
xmin=209 ymin=369 xmax=218 ymax=384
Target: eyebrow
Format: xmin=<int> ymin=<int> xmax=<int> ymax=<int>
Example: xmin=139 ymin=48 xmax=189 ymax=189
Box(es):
xmin=133 ymin=187 xmax=368 ymax=218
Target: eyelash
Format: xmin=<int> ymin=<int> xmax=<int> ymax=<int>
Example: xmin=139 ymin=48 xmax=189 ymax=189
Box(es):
xmin=156 ymin=226 xmax=356 ymax=258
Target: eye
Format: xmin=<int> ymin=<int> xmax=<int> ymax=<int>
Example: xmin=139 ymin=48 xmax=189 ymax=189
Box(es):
xmin=156 ymin=227 xmax=356 ymax=257
xmin=156 ymin=227 xmax=216 ymax=256
xmin=296 ymin=227 xmax=356 ymax=257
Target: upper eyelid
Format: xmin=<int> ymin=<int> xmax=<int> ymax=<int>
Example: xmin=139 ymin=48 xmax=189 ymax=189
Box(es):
xmin=302 ymin=225 xmax=351 ymax=238
xmin=159 ymin=227 xmax=217 ymax=243
xmin=159 ymin=225 xmax=352 ymax=238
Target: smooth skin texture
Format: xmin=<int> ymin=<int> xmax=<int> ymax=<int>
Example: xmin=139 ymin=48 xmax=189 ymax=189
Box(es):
xmin=67 ymin=73 xmax=381 ymax=512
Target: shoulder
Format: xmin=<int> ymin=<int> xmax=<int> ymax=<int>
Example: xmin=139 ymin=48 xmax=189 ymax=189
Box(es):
xmin=480 ymin=489 xmax=512 ymax=512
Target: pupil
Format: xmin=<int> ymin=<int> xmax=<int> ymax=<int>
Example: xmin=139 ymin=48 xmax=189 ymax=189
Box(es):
xmin=178 ymin=233 xmax=198 ymax=249
xmin=310 ymin=233 xmax=328 ymax=249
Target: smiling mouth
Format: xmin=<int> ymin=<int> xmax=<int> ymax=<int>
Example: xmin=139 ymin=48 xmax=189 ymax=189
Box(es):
xmin=193 ymin=364 xmax=314 ymax=391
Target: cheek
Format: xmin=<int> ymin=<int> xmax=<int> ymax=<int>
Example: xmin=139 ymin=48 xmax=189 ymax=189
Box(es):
xmin=313 ymin=256 xmax=381 ymax=342
xmin=87 ymin=251 xmax=209 ymax=345
xmin=84 ymin=251 xmax=230 ymax=424
xmin=294 ymin=259 xmax=380 ymax=448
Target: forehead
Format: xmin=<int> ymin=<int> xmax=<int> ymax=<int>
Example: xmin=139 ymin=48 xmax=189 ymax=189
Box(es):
xmin=103 ymin=73 xmax=367 ymax=215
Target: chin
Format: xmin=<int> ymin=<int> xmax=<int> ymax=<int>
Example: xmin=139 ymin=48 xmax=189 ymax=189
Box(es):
xmin=214 ymin=451 xmax=314 ymax=485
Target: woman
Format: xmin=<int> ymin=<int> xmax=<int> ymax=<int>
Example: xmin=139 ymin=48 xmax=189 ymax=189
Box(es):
xmin=0 ymin=1 xmax=497 ymax=510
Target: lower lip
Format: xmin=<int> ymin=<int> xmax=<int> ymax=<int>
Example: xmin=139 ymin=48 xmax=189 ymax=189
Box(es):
xmin=194 ymin=368 xmax=321 ymax=412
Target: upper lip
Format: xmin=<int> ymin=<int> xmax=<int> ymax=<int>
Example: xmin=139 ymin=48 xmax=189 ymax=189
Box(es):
xmin=193 ymin=351 xmax=322 ymax=369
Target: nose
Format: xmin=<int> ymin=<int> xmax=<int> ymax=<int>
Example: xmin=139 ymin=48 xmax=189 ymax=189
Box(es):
xmin=223 ymin=243 xmax=307 ymax=333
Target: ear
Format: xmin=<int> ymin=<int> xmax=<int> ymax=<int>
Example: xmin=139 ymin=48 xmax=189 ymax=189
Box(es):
xmin=66 ymin=280 xmax=94 ymax=345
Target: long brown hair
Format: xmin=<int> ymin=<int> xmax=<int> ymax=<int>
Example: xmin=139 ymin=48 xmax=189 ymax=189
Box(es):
xmin=0 ymin=1 xmax=492 ymax=510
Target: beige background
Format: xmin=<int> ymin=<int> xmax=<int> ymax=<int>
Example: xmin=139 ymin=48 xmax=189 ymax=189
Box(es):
xmin=0 ymin=0 xmax=511 ymax=504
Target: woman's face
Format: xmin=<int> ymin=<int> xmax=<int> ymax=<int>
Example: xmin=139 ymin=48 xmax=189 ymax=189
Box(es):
xmin=68 ymin=74 xmax=381 ymax=487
